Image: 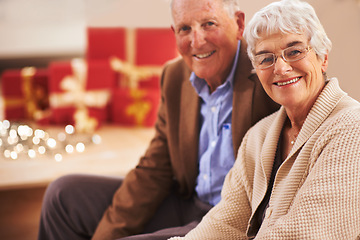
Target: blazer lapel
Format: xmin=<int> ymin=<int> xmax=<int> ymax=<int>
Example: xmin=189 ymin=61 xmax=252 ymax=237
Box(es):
xmin=232 ymin=40 xmax=256 ymax=155
xmin=179 ymin=73 xmax=200 ymax=187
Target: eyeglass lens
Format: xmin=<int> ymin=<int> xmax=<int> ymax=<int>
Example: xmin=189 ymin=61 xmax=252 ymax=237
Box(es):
xmin=254 ymin=46 xmax=309 ymax=69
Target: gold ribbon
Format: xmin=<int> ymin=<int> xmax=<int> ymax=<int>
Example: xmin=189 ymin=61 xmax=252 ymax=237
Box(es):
xmin=49 ymin=58 xmax=111 ymax=133
xmin=110 ymin=28 xmax=162 ymax=89
xmin=125 ymin=89 xmax=152 ymax=126
xmin=3 ymin=67 xmax=47 ymax=120
xmin=21 ymin=67 xmax=39 ymax=119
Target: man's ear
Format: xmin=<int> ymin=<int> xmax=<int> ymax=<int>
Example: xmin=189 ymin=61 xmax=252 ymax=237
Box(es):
xmin=235 ymin=11 xmax=245 ymax=39
xmin=171 ymin=25 xmax=175 ymax=33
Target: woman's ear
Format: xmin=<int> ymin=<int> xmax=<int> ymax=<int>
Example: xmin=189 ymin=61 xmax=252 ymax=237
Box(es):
xmin=235 ymin=11 xmax=245 ymax=39
xmin=321 ymin=52 xmax=329 ymax=73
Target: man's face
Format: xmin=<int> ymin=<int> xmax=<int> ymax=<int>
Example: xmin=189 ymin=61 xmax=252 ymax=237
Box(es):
xmin=171 ymin=0 xmax=244 ymax=88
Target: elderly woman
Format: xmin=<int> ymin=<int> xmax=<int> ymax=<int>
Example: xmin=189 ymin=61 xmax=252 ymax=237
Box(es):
xmin=169 ymin=0 xmax=360 ymax=239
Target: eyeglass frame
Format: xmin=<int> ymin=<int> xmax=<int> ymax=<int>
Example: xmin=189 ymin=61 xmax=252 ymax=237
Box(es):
xmin=253 ymin=45 xmax=312 ymax=70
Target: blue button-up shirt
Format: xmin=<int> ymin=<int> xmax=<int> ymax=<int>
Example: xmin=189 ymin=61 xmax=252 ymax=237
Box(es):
xmin=190 ymin=41 xmax=241 ymax=206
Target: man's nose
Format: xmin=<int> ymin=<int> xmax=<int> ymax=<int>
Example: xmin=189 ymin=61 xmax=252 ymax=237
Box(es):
xmin=190 ymin=29 xmax=206 ymax=48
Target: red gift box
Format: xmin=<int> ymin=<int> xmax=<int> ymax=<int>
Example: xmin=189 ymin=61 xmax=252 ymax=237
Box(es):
xmin=87 ymin=27 xmax=126 ymax=60
xmin=1 ymin=67 xmax=49 ymax=121
xmin=111 ymin=88 xmax=160 ymax=127
xmin=49 ymin=59 xmax=116 ymax=130
xmin=87 ymin=27 xmax=178 ymax=89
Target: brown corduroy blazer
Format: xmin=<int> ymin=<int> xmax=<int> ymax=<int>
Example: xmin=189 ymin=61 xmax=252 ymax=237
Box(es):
xmin=92 ymin=40 xmax=280 ymax=240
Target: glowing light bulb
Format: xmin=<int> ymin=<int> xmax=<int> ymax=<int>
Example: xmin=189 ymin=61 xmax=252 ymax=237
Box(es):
xmin=65 ymin=144 xmax=74 ymax=153
xmin=4 ymin=150 xmax=11 ymax=158
xmin=65 ymin=125 xmax=75 ymax=135
xmin=28 ymin=149 xmax=36 ymax=158
xmin=32 ymin=137 xmax=40 ymax=145
xmin=54 ymin=154 xmax=63 ymax=162
xmin=76 ymin=142 xmax=85 ymax=153
xmin=38 ymin=146 xmax=46 ymax=154
xmin=92 ymin=134 xmax=102 ymax=144
xmin=10 ymin=151 xmax=18 ymax=160
xmin=47 ymin=138 xmax=57 ymax=148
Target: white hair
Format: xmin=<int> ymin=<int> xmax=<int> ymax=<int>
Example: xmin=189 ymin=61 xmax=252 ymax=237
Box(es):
xmin=244 ymin=0 xmax=332 ymax=62
xmin=170 ymin=0 xmax=241 ymax=18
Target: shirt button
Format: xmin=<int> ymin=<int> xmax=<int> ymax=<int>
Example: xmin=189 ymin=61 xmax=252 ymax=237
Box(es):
xmin=211 ymin=141 xmax=216 ymax=147
xmin=203 ymin=174 xmax=208 ymax=180
xmin=211 ymin=106 xmax=217 ymax=113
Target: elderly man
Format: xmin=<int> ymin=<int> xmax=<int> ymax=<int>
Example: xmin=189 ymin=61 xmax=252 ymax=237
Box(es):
xmin=38 ymin=0 xmax=279 ymax=239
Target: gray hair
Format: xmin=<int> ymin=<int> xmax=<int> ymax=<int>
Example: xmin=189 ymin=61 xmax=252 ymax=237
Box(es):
xmin=170 ymin=0 xmax=241 ymax=18
xmin=244 ymin=0 xmax=332 ymax=62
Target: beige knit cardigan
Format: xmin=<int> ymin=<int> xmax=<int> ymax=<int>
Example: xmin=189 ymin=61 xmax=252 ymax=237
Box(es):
xmin=170 ymin=78 xmax=360 ymax=240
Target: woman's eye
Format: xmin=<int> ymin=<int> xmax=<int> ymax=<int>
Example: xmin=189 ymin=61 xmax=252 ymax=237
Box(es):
xmin=260 ymin=56 xmax=274 ymax=64
xmin=287 ymin=50 xmax=301 ymax=57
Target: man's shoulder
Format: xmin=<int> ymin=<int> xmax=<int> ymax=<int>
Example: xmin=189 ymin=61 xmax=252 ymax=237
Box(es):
xmin=161 ymin=57 xmax=192 ymax=83
xmin=164 ymin=56 xmax=190 ymax=72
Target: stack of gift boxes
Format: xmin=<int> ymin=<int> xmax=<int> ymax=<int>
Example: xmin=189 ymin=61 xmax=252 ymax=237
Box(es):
xmin=1 ymin=27 xmax=178 ymax=131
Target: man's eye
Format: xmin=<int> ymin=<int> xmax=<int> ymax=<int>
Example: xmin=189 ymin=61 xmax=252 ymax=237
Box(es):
xmin=179 ymin=26 xmax=191 ymax=33
xmin=204 ymin=22 xmax=215 ymax=27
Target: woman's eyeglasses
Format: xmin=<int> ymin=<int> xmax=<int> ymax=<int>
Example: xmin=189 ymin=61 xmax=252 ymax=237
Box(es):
xmin=253 ymin=45 xmax=312 ymax=70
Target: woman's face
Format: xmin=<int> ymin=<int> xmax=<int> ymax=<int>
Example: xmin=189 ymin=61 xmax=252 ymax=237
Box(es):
xmin=254 ymin=32 xmax=328 ymax=113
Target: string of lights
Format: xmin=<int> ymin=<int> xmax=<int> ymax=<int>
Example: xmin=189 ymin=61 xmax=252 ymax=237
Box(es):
xmin=0 ymin=120 xmax=101 ymax=162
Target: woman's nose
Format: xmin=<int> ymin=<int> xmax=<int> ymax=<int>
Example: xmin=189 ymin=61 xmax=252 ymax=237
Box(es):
xmin=273 ymin=56 xmax=292 ymax=75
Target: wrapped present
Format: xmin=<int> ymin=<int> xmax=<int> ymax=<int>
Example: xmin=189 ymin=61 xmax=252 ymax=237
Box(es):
xmin=111 ymin=88 xmax=160 ymax=127
xmin=1 ymin=67 xmax=49 ymax=121
xmin=87 ymin=27 xmax=126 ymax=60
xmin=87 ymin=27 xmax=178 ymax=89
xmin=49 ymin=59 xmax=115 ymax=132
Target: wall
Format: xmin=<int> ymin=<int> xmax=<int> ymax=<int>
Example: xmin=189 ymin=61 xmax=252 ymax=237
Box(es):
xmin=0 ymin=0 xmax=359 ymax=99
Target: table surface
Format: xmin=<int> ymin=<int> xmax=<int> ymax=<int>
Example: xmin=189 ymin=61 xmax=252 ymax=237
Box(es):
xmin=0 ymin=124 xmax=155 ymax=190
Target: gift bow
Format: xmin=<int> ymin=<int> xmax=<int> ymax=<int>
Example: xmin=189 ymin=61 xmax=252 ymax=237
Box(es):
xmin=110 ymin=57 xmax=162 ymax=89
xmin=125 ymin=89 xmax=152 ymax=126
xmin=50 ymin=59 xmax=110 ymax=109
xmin=2 ymin=67 xmax=48 ymax=120
xmin=50 ymin=58 xmax=111 ymax=133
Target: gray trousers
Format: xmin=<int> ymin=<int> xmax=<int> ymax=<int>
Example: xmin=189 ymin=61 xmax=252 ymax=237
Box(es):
xmin=38 ymin=174 xmax=212 ymax=240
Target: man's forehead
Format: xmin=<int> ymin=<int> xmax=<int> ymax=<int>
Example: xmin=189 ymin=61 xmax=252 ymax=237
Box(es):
xmin=172 ymin=0 xmax=224 ymax=23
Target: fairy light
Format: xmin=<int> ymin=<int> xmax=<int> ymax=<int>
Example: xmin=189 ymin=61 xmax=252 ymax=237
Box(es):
xmin=92 ymin=134 xmax=102 ymax=145
xmin=4 ymin=150 xmax=11 ymax=158
xmin=34 ymin=129 xmax=45 ymax=139
xmin=76 ymin=142 xmax=85 ymax=153
xmin=65 ymin=144 xmax=74 ymax=154
xmin=65 ymin=125 xmax=75 ymax=135
xmin=3 ymin=120 xmax=10 ymax=129
xmin=10 ymin=151 xmax=18 ymax=160
xmin=32 ymin=137 xmax=41 ymax=145
xmin=0 ymin=121 xmax=100 ymax=161
xmin=38 ymin=146 xmax=46 ymax=155
xmin=28 ymin=149 xmax=36 ymax=158
xmin=47 ymin=138 xmax=57 ymax=148
xmin=54 ymin=153 xmax=63 ymax=162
